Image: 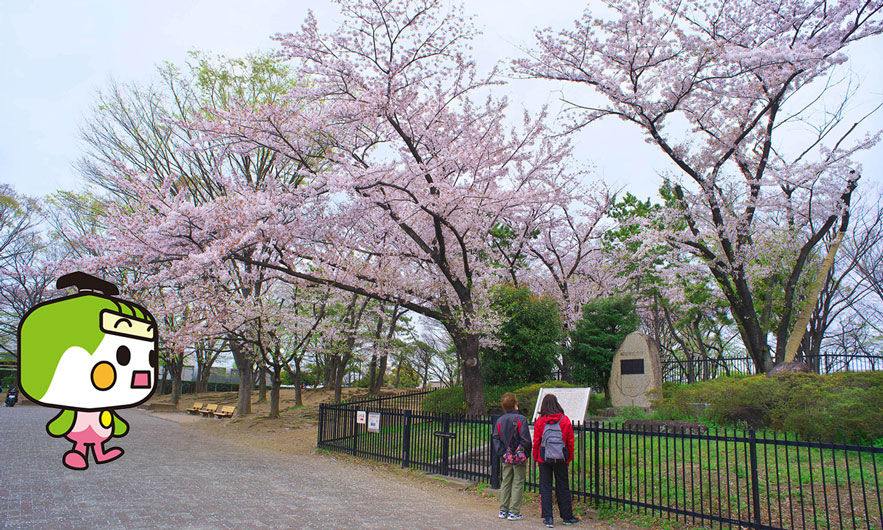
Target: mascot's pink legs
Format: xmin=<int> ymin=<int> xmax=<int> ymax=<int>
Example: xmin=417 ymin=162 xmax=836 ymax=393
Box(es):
xmin=92 ymin=442 xmax=123 ymax=463
xmin=63 ymin=442 xmax=88 ymax=470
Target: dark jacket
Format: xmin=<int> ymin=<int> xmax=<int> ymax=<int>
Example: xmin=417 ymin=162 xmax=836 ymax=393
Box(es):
xmin=532 ymin=412 xmax=575 ymax=464
xmin=492 ymin=410 xmax=532 ymax=458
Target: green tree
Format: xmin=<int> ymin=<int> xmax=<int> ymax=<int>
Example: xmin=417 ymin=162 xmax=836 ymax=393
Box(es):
xmin=482 ymin=285 xmax=563 ymax=386
xmin=568 ymin=296 xmax=640 ymax=396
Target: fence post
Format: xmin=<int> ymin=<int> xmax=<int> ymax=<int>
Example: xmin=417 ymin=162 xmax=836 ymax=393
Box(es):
xmin=402 ymin=410 xmax=412 ymax=468
xmin=748 ymin=429 xmax=762 ymax=529
xmin=317 ymin=404 xmax=325 ymax=448
xmin=593 ymin=421 xmax=600 ymax=507
xmin=441 ymin=412 xmax=451 ymax=476
xmin=490 ymin=414 xmax=501 ymax=490
xmin=350 ymin=408 xmax=358 ymax=456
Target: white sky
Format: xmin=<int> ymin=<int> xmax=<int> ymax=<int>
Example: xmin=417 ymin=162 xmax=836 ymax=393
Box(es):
xmin=2 ymin=0 xmax=882 ymax=202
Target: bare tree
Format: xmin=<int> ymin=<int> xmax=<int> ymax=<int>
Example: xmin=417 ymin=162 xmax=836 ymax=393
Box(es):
xmin=0 ymin=186 xmax=61 ymax=358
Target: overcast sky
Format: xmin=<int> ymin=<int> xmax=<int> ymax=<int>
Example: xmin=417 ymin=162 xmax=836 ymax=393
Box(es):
xmin=2 ymin=1 xmax=882 ymax=202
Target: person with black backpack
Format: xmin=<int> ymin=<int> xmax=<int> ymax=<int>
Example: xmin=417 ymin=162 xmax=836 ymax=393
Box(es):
xmin=532 ymin=393 xmax=579 ymax=527
xmin=492 ymin=392 xmax=531 ymax=521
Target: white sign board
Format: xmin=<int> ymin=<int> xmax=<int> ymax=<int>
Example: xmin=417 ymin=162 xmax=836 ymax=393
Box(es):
xmin=356 ymin=410 xmax=367 ymax=424
xmin=367 ymin=412 xmax=381 ymax=433
xmin=531 ymin=388 xmax=591 ymax=425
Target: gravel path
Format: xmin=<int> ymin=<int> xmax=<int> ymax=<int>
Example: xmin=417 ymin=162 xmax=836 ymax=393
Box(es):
xmin=0 ymin=405 xmax=584 ymax=529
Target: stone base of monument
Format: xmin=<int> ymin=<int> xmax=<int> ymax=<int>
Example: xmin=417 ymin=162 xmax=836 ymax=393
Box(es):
xmin=768 ymin=361 xmax=812 ymax=375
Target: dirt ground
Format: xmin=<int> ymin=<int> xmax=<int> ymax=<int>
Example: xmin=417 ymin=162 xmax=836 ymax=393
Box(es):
xmin=143 ymin=389 xmax=643 ymax=529
xmin=145 ymin=387 xmax=369 ymax=455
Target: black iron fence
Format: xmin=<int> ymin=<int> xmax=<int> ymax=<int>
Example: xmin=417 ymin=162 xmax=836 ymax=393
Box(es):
xmin=662 ymin=353 xmax=883 ymax=384
xmin=318 ymin=401 xmax=883 ymax=530
xmin=341 ymin=389 xmax=435 ymax=411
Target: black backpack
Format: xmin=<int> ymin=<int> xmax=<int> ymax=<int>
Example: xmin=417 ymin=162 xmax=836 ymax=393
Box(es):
xmin=499 ymin=420 xmax=528 ymax=465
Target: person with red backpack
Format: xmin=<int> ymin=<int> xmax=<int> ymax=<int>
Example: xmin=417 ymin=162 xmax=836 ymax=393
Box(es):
xmin=533 ymin=393 xmax=579 ymax=527
xmin=492 ymin=392 xmax=531 ymax=521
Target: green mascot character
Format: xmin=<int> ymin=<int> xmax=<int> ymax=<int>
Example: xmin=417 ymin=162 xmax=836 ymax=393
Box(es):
xmin=18 ymin=272 xmax=158 ymax=470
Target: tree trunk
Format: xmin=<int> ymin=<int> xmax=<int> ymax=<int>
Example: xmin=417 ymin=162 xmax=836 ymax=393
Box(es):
xmin=229 ymin=336 xmax=252 ymax=416
xmin=160 ymin=365 xmax=168 ymax=395
xmin=268 ymin=367 xmax=281 ymax=418
xmin=169 ymin=352 xmax=184 ymax=406
xmin=257 ymin=363 xmax=268 ymax=403
xmin=324 ymin=357 xmax=336 ymax=389
xmin=196 ymin=365 xmax=210 ymax=394
xmin=333 ymin=353 xmax=352 ymax=404
xmin=785 ymin=231 xmax=846 ymax=363
xmin=722 ymin=273 xmax=774 ymax=372
xmin=284 ymin=361 xmax=304 ymax=406
xmin=452 ymin=331 xmax=485 ymax=415
xmin=394 ymin=355 xmax=403 ymax=388
xmin=368 ymin=354 xmax=378 ymax=394
xmin=293 ymin=367 xmax=303 ymax=406
xmin=376 ymin=355 xmax=388 ymax=392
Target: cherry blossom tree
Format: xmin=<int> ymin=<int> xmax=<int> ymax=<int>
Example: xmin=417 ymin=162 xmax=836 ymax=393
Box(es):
xmin=520 ymin=0 xmax=883 ymax=371
xmin=191 ymin=0 xmax=580 ymax=413
xmin=78 ymin=54 xmax=311 ymax=415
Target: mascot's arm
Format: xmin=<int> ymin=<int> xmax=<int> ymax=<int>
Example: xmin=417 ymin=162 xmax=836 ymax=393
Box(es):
xmin=112 ymin=411 xmax=129 ymax=437
xmin=46 ymin=409 xmax=75 ymax=437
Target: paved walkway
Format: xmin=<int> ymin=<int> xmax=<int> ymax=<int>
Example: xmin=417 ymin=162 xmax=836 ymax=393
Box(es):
xmin=0 ymin=406 xmax=580 ymax=529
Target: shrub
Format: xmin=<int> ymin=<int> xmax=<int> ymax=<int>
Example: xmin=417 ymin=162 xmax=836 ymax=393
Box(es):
xmin=422 ymin=384 xmax=522 ymax=415
xmin=654 ymin=371 xmax=883 ymax=443
xmin=422 ymin=386 xmax=468 ymax=414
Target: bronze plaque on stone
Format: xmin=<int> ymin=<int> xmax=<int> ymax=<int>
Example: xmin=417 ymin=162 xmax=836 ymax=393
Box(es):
xmin=621 ymin=359 xmax=645 ymax=375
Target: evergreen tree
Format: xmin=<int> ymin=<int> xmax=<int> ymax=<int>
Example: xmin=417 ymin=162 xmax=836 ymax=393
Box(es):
xmin=568 ymin=296 xmax=640 ymax=396
xmin=482 ymin=285 xmax=563 ymax=386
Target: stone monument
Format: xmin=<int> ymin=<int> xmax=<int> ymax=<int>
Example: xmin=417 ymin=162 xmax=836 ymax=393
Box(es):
xmin=608 ymin=332 xmax=662 ymax=409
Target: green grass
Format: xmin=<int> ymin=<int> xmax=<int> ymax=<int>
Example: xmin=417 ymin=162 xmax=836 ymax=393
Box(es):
xmin=530 ymin=429 xmax=883 ymax=530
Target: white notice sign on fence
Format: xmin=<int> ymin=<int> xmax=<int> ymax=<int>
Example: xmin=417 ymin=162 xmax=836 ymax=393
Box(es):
xmin=531 ymin=387 xmax=591 ymax=425
xmin=357 ymin=410 xmax=367 ymax=424
xmin=367 ymin=412 xmax=381 ymax=433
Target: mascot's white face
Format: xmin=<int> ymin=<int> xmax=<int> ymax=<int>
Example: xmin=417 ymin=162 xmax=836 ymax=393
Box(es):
xmin=39 ymin=311 xmax=157 ymax=410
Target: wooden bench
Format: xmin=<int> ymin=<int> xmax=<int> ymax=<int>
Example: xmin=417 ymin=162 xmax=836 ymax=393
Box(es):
xmin=186 ymin=402 xmax=204 ymax=415
xmin=213 ymin=405 xmax=236 ymax=419
xmin=200 ymin=404 xmax=219 ymax=417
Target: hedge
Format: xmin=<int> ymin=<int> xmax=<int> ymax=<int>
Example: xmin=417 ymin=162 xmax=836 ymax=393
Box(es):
xmin=654 ymin=371 xmax=883 ymax=444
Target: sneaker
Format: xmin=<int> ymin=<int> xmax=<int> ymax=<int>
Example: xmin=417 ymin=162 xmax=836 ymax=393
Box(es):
xmin=562 ymin=517 xmax=580 ymax=525
xmin=507 ymin=513 xmax=523 ymax=521
xmin=543 ymin=517 xmax=554 ymax=527
xmin=499 ymin=509 xmax=509 ymax=519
